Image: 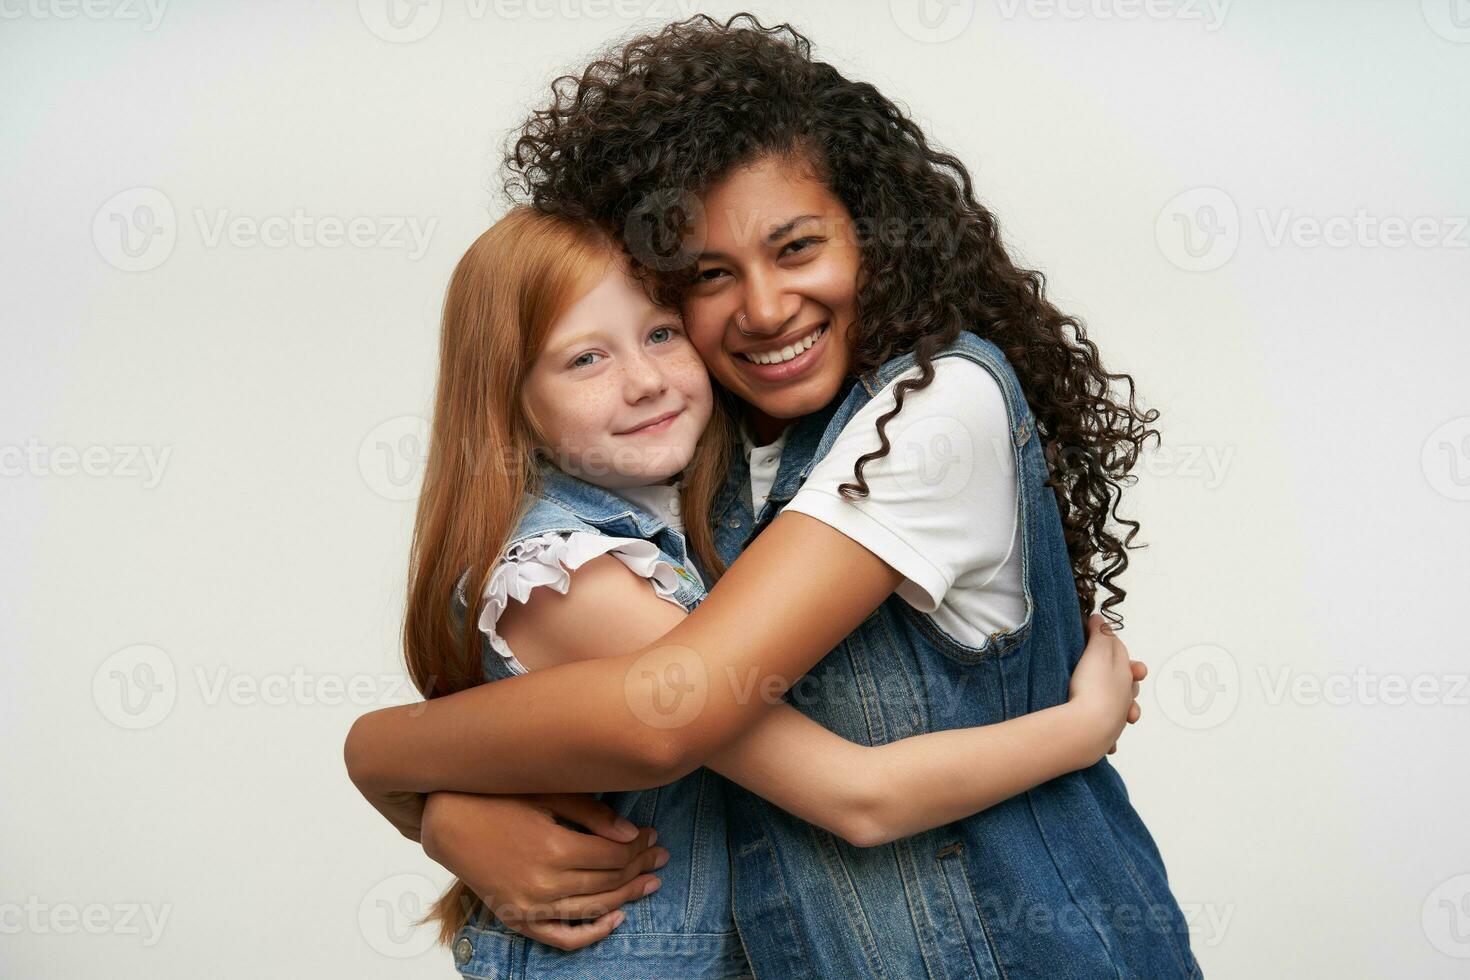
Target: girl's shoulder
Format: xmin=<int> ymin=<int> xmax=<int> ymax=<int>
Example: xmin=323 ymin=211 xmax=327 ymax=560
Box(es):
xmin=476 ymin=528 xmax=687 ymax=677
xmin=469 ymin=475 xmax=696 ymax=678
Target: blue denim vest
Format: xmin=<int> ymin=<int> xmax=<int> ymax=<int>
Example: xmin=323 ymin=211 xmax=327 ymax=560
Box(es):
xmin=706 ymin=332 xmax=1202 ymax=980
xmin=448 ymin=463 xmax=750 ymax=979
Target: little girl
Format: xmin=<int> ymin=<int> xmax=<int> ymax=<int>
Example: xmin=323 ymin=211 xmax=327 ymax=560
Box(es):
xmin=377 ymin=207 xmax=1144 ymax=978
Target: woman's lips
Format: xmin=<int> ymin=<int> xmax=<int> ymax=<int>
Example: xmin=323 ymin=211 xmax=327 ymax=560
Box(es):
xmin=735 ymin=323 xmax=829 ymax=384
xmin=619 ymin=409 xmax=683 ymax=436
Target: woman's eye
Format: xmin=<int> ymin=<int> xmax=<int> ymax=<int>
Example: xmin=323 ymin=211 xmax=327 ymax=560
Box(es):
xmin=695 ymin=267 xmax=727 ymax=283
xmin=570 ymin=351 xmax=601 ymax=369
xmin=781 ymin=236 xmax=821 ymax=257
xmin=649 ymin=326 xmax=677 ymax=344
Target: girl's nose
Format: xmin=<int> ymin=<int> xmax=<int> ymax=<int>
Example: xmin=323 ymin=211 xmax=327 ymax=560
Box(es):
xmin=623 ymin=353 xmax=668 ymax=401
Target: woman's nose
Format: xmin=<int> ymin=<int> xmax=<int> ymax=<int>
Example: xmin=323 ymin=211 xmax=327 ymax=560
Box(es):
xmin=741 ymin=271 xmax=801 ymax=335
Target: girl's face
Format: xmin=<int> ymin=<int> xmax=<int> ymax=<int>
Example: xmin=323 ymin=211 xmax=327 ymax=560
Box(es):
xmin=683 ymin=156 xmax=861 ymax=441
xmin=523 ymin=255 xmax=713 ymax=489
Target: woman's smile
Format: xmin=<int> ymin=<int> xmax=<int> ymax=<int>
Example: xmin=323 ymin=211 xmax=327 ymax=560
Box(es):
xmin=733 ymin=322 xmax=830 ymax=383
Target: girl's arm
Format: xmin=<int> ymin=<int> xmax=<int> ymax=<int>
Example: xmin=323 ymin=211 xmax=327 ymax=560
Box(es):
xmin=366 ymin=552 xmax=1140 ymax=850
xmin=345 ymin=511 xmax=906 ymax=796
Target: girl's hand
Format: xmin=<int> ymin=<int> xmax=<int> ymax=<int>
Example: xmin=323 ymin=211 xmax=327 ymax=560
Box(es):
xmin=1066 ymin=614 xmax=1147 ymax=762
xmin=420 ymin=791 xmax=669 ymax=952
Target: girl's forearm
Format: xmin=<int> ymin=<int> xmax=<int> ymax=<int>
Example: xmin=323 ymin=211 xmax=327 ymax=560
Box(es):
xmin=844 ymin=702 xmax=1103 ymax=846
xmin=706 ymin=701 xmax=1104 ymax=849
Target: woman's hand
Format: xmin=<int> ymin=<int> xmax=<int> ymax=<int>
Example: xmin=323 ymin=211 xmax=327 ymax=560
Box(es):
xmin=1067 ymin=614 xmax=1147 ymax=761
xmin=420 ymin=791 xmax=669 ymax=952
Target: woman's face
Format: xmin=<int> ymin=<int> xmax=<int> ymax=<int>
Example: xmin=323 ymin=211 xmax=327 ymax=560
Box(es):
xmin=522 ymin=254 xmax=713 ymax=489
xmin=683 ymin=156 xmax=861 ymax=440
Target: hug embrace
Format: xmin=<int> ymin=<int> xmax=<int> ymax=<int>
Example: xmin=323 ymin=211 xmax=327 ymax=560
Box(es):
xmin=345 ymin=14 xmax=1202 ymax=980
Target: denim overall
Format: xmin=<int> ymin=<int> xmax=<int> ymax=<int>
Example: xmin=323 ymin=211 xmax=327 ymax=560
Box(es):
xmin=447 ymin=463 xmax=751 ymax=979
xmin=705 ymin=332 xmax=1202 ymax=980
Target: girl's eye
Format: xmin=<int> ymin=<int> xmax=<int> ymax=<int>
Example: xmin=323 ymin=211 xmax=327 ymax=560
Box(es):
xmin=649 ymin=326 xmax=678 ymax=344
xmin=570 ymin=351 xmax=602 ymax=369
xmin=695 ymin=267 xmax=727 ymax=283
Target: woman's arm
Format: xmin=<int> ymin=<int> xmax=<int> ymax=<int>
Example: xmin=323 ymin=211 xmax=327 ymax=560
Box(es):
xmin=345 ymin=511 xmax=905 ymax=797
xmin=383 ymin=553 xmax=1141 ymax=850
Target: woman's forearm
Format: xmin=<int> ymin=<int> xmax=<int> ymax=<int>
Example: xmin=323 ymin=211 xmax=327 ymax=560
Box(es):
xmin=345 ymin=654 xmax=688 ymax=797
xmin=345 ymin=512 xmax=904 ymax=798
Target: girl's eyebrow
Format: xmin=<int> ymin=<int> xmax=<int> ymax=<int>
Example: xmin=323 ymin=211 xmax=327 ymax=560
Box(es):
xmin=549 ymin=330 xmax=603 ymax=355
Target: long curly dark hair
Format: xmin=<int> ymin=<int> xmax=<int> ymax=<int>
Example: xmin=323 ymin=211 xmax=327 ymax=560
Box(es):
xmin=505 ymin=13 xmax=1159 ymax=623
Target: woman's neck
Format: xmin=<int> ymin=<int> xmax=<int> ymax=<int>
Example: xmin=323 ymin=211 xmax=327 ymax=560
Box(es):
xmin=746 ymin=408 xmax=792 ymax=446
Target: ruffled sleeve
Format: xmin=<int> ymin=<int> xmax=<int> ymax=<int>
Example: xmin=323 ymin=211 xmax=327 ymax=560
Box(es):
xmin=476 ymin=531 xmax=688 ymax=675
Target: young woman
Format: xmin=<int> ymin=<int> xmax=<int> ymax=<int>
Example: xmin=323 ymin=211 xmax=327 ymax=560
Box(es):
xmin=367 ymin=205 xmax=1143 ymax=977
xmin=346 ymin=15 xmax=1200 ymax=979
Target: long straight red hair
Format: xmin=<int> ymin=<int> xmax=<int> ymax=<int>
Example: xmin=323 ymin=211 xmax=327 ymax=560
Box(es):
xmin=402 ymin=207 xmax=735 ymax=941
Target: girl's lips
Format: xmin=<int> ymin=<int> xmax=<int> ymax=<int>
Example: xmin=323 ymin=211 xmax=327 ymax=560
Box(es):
xmin=734 ymin=323 xmax=829 ymax=384
xmin=619 ymin=409 xmax=682 ymax=436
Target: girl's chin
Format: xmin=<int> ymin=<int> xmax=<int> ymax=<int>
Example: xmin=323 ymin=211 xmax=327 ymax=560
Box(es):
xmin=599 ymin=446 xmax=696 ymax=486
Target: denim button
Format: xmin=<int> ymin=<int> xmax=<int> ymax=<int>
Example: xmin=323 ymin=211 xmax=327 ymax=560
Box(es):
xmin=727 ymin=516 xmax=742 ymax=528
xmin=453 ymin=936 xmax=473 ymax=965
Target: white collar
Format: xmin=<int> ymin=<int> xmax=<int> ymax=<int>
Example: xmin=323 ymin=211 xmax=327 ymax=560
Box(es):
xmin=613 ymin=481 xmax=684 ymax=531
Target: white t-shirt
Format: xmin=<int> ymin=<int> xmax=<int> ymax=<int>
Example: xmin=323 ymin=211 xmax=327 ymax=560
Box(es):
xmin=752 ymin=357 xmax=1027 ymax=647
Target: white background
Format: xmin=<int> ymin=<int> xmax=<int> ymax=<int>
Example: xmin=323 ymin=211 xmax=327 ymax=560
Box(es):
xmin=3 ymin=1 xmax=1468 ymax=977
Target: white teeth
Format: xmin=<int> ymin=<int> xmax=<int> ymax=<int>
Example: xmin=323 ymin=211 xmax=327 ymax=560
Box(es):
xmin=743 ymin=325 xmax=825 ymax=366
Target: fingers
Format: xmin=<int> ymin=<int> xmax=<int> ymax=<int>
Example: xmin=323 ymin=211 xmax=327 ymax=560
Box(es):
xmin=554 ymin=826 xmax=661 ymax=871
xmin=544 ymin=874 xmax=663 ymax=920
xmin=563 ymin=842 xmax=670 ymax=895
xmin=1127 ymin=701 xmax=1141 ymax=724
xmin=512 ymin=908 xmax=626 ymax=952
xmin=542 ymin=794 xmax=640 ymax=843
xmin=1131 ymin=660 xmax=1148 ymax=681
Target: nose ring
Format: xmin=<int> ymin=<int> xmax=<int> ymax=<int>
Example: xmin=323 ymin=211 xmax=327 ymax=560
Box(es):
xmin=736 ymin=312 xmax=757 ymax=337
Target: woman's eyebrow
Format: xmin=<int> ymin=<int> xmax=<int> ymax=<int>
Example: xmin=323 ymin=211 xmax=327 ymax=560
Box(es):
xmin=698 ymin=214 xmax=823 ymax=261
xmin=764 ymin=214 xmax=821 ymax=242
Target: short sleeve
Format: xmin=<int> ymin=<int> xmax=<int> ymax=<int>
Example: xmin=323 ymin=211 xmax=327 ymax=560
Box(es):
xmin=476 ymin=531 xmax=687 ymax=675
xmin=784 ymin=357 xmax=1026 ymax=642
